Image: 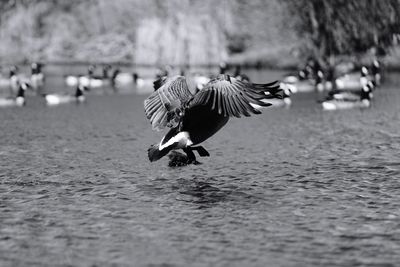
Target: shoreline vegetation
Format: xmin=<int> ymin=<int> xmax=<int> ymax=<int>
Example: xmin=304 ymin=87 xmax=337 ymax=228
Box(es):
xmin=0 ymin=0 xmax=399 ymax=71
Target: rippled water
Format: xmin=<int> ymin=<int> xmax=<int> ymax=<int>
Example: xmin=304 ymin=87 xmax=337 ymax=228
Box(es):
xmin=1 ymin=69 xmax=400 ymax=267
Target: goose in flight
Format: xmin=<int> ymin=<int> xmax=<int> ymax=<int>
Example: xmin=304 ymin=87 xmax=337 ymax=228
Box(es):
xmin=144 ymin=74 xmax=282 ymax=164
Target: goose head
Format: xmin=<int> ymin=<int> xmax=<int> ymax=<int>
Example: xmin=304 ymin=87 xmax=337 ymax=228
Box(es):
xmin=15 ymin=82 xmax=30 ymax=106
xmin=9 ymin=66 xmax=18 ymax=77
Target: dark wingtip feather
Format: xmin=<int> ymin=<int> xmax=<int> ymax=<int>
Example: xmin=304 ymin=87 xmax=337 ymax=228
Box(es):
xmin=148 ymin=144 xmax=169 ymax=162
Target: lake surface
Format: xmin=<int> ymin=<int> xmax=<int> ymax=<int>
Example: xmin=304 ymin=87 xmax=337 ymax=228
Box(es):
xmin=1 ymin=69 xmax=400 ymax=267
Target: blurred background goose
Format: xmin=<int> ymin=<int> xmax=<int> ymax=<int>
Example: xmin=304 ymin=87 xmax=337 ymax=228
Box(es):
xmin=322 ymin=80 xmax=373 ymax=110
xmin=0 ymin=66 xmax=20 ymax=94
xmin=44 ymin=84 xmax=87 ymax=106
xmin=30 ymin=62 xmax=45 ymax=93
xmin=79 ymin=65 xmax=111 ymax=89
xmin=371 ymin=59 xmax=382 ymax=86
xmin=0 ymin=82 xmax=29 ymax=107
xmin=111 ymin=68 xmax=132 ymax=87
xmin=282 ymin=59 xmax=323 ymax=93
xmin=65 ymin=65 xmax=108 ymax=89
xmin=335 ymin=65 xmax=371 ymax=91
xmin=64 ymin=65 xmax=94 ymax=87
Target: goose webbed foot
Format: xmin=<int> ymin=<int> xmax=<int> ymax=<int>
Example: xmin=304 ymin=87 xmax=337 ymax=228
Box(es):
xmin=168 ymin=151 xmax=191 ymax=167
xmin=184 ymin=147 xmax=209 ymax=164
xmin=191 ymin=146 xmax=210 ymax=157
xmin=168 ymin=150 xmax=201 ymax=167
xmin=167 ymin=147 xmax=209 ymax=167
xmin=183 ymin=147 xmax=199 ymax=164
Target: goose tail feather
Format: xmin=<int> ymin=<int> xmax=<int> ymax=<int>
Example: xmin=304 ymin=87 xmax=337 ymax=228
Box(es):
xmin=148 ymin=144 xmax=169 ymax=162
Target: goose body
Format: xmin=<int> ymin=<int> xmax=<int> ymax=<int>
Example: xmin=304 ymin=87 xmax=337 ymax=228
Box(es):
xmin=0 ymin=68 xmax=20 ymax=93
xmin=31 ymin=72 xmax=44 ymax=89
xmin=335 ymin=66 xmax=371 ymax=91
xmin=283 ymin=70 xmax=326 ymax=93
xmin=328 ymin=88 xmax=373 ymax=102
xmin=0 ymin=96 xmax=25 ymax=107
xmin=371 ymin=59 xmax=381 ymax=86
xmin=44 ymin=85 xmax=86 ymax=106
xmin=0 ymin=82 xmax=28 ymax=107
xmin=322 ymin=99 xmax=371 ymax=110
xmin=44 ymin=94 xmax=75 ymax=105
xmin=111 ymin=69 xmax=134 ymax=86
xmin=80 ymin=76 xmax=104 ymax=88
xmin=65 ymin=65 xmax=108 ymax=88
xmin=65 ymin=75 xmax=80 ymax=87
xmin=335 ymin=74 xmax=363 ymax=90
xmin=144 ymin=74 xmax=282 ymax=163
xmin=30 ymin=63 xmax=45 ymax=91
xmin=322 ymin=81 xmax=373 ymax=111
xmin=65 ymin=75 xmax=104 ymax=88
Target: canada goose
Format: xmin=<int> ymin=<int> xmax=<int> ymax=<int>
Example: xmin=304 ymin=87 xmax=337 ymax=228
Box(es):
xmin=30 ymin=62 xmax=45 ymax=91
xmin=322 ymin=81 xmax=373 ymax=110
xmin=144 ymin=74 xmax=282 ymax=164
xmin=335 ymin=66 xmax=371 ymax=91
xmin=65 ymin=65 xmax=106 ymax=88
xmin=371 ymin=59 xmax=381 ymax=86
xmin=44 ymin=84 xmax=87 ymax=106
xmin=0 ymin=82 xmax=29 ymax=107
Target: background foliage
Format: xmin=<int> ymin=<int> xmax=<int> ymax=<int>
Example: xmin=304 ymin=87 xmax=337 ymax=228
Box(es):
xmin=282 ymin=0 xmax=400 ymax=67
xmin=0 ymin=0 xmax=399 ymax=67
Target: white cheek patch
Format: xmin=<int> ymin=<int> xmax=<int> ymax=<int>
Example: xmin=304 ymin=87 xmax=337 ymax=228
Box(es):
xmin=159 ymin=131 xmax=192 ymax=151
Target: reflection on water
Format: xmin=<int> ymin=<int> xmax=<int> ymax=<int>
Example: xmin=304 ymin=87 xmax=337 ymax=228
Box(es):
xmin=0 ymin=68 xmax=400 ymax=266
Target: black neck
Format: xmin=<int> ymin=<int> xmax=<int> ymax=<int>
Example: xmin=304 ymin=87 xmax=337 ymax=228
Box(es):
xmin=17 ymin=86 xmax=25 ymax=98
xmin=75 ymin=86 xmax=84 ymax=97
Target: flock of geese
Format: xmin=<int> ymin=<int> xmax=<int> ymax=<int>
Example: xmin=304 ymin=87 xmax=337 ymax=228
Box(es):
xmin=282 ymin=59 xmax=381 ymax=110
xmin=0 ymin=63 xmax=85 ymax=106
xmin=0 ymin=59 xmax=381 ymax=111
xmin=0 ymin=63 xmax=143 ymax=107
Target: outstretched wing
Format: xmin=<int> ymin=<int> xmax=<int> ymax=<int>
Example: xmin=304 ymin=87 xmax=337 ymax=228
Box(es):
xmin=144 ymin=75 xmax=193 ymax=131
xmin=189 ymin=74 xmax=282 ymax=117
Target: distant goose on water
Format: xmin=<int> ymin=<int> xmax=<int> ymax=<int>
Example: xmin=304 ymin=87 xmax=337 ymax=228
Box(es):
xmin=0 ymin=82 xmax=29 ymax=107
xmin=5 ymin=66 xmax=20 ymax=93
xmin=322 ymin=81 xmax=374 ymax=110
xmin=144 ymin=74 xmax=283 ymax=164
xmin=30 ymin=62 xmax=45 ymax=91
xmin=44 ymin=84 xmax=87 ymax=106
xmin=65 ymin=65 xmax=108 ymax=88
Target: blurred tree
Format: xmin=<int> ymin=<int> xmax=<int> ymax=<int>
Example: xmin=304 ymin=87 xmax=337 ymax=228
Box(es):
xmin=0 ymin=0 xmax=298 ymax=66
xmin=282 ymin=0 xmax=400 ymax=66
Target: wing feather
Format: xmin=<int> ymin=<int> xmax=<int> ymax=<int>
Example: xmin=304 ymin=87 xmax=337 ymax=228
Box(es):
xmin=144 ymin=75 xmax=193 ymax=131
xmin=225 ymin=95 xmax=237 ymax=117
xmin=229 ymin=95 xmax=242 ymax=117
xmin=189 ymin=74 xmax=281 ymax=117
